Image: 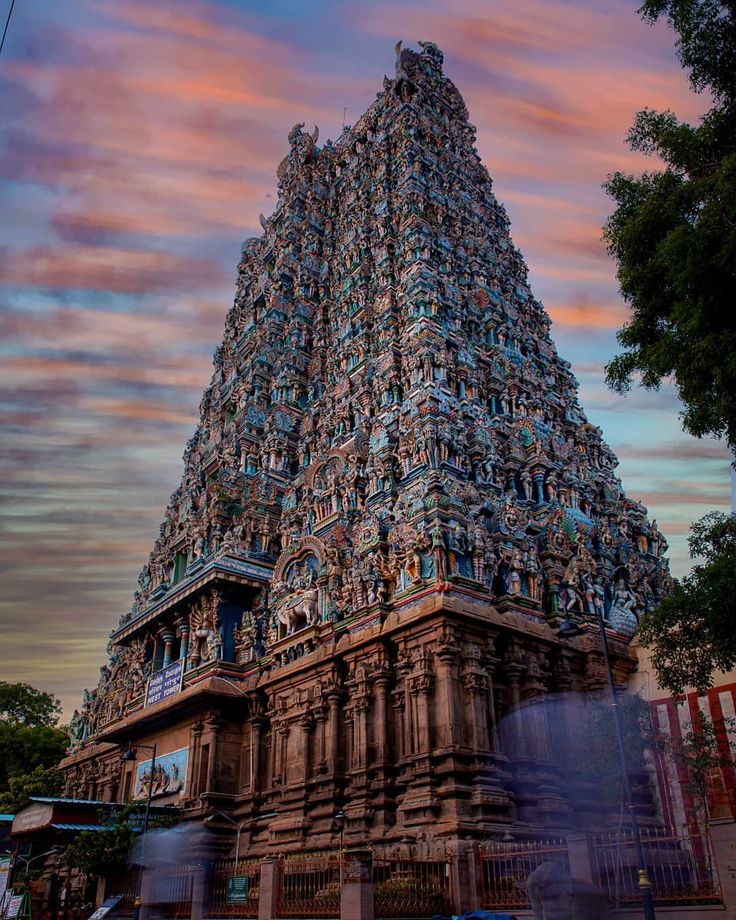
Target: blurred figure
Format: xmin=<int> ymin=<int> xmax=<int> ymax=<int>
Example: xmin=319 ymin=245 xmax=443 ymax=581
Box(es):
xmin=128 ymin=823 xmax=215 ymax=919
xmin=526 ymin=862 xmax=611 ymax=920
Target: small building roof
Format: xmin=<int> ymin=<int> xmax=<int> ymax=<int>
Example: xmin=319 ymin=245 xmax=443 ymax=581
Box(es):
xmin=27 ymin=797 xmax=108 ymax=806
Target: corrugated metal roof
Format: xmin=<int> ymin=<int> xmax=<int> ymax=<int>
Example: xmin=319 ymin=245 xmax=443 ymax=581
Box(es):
xmin=29 ymin=797 xmax=108 ymax=806
xmin=0 ymin=814 xmax=15 ymax=822
xmin=51 ymin=824 xmax=108 ymax=832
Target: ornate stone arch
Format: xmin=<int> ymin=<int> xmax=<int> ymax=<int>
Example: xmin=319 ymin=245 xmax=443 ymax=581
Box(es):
xmin=272 ymin=534 xmax=327 ymax=583
xmin=305 ymin=447 xmax=349 ymax=491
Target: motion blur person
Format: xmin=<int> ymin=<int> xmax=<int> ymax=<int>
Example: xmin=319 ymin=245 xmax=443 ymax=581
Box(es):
xmin=128 ymin=823 xmax=215 ymax=919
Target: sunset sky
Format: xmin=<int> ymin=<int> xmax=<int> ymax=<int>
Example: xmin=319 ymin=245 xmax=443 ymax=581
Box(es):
xmin=0 ymin=0 xmax=731 ymax=719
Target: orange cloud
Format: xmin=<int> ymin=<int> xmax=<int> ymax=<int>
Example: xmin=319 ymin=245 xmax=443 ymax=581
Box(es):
xmin=545 ymin=295 xmax=627 ymax=330
xmin=0 ymin=245 xmax=219 ymax=291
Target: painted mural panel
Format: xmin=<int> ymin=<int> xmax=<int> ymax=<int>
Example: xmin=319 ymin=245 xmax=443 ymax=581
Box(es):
xmin=135 ymin=747 xmax=188 ymax=799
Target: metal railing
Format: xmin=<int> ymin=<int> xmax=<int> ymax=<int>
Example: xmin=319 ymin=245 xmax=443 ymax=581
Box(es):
xmin=276 ymin=853 xmax=341 ymax=918
xmin=208 ymin=858 xmax=261 ymax=918
xmin=373 ymin=855 xmax=453 ymax=919
xmin=479 ymin=837 xmax=569 ymax=912
xmin=146 ymin=864 xmax=194 ymax=917
xmin=591 ymin=826 xmax=722 ymax=907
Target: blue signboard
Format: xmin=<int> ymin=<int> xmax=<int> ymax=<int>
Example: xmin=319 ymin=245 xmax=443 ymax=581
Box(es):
xmin=144 ymin=659 xmax=184 ymax=708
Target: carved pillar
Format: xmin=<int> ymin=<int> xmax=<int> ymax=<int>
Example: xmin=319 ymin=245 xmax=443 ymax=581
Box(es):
xmin=201 ymin=717 xmax=222 ymax=793
xmin=274 ymin=722 xmax=289 ymax=785
xmin=250 ymin=718 xmax=264 ymax=793
xmin=373 ymin=674 xmax=390 ymax=764
xmin=533 ymin=470 xmax=545 ymax=504
xmin=187 ymin=722 xmax=203 ymax=801
xmin=328 ymin=688 xmax=342 ymax=773
xmin=436 ymin=641 xmax=460 ymax=749
xmin=300 ymin=714 xmax=314 ymax=782
xmin=161 ymin=630 xmax=175 ymax=668
xmin=504 ymin=662 xmax=526 ymax=759
xmin=413 ymin=673 xmax=432 ymax=754
xmin=484 ymin=654 xmax=501 ymax=751
xmin=352 ymin=697 xmax=369 ymax=770
xmin=178 ymin=620 xmax=190 ymax=666
xmin=315 ymin=706 xmax=328 ymax=773
xmin=463 ymin=670 xmax=490 ymax=754
xmin=391 ymin=688 xmax=405 ymax=759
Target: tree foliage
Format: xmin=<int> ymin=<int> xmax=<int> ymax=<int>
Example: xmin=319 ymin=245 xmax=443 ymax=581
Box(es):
xmin=673 ymin=710 xmax=736 ymax=816
xmin=64 ymin=803 xmax=176 ymax=877
xmin=64 ymin=807 xmax=138 ymax=878
xmin=637 ymin=512 xmax=736 ymax=694
xmin=603 ymin=0 xmax=736 ymax=446
xmin=0 ymin=681 xmax=62 ymax=727
xmin=0 ymin=766 xmax=63 ymax=813
xmin=0 ymin=681 xmax=68 ymax=810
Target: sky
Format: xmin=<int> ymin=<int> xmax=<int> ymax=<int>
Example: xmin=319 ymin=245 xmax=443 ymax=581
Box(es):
xmin=0 ymin=0 xmax=732 ymax=720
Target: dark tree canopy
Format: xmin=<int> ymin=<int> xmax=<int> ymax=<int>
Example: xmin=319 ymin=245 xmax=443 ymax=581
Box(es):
xmin=637 ymin=512 xmax=736 ymax=695
xmin=603 ymin=0 xmax=736 ymax=447
xmin=0 ymin=766 xmax=63 ymax=814
xmin=0 ymin=681 xmax=62 ymax=727
xmin=0 ymin=681 xmax=68 ymax=809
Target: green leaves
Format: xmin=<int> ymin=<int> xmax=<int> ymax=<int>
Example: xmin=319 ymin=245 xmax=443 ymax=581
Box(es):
xmin=0 ymin=681 xmax=68 ymax=811
xmin=637 ymin=513 xmax=736 ymax=695
xmin=604 ymin=1 xmax=736 ymax=447
xmin=0 ymin=766 xmax=63 ymax=814
xmin=0 ymin=681 xmax=62 ymax=727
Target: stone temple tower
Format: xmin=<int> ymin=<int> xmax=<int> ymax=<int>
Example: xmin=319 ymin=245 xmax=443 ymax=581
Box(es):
xmin=62 ymin=42 xmax=671 ymax=853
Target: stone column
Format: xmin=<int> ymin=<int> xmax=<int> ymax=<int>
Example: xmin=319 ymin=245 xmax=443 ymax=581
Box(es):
xmin=300 ymin=715 xmax=314 ymax=781
xmin=160 ymin=630 xmax=175 ymax=668
xmin=258 ymin=858 xmax=283 ymax=920
xmin=414 ymin=674 xmax=432 ymax=753
xmin=315 ymin=707 xmax=328 ymax=773
xmin=274 ymin=723 xmax=289 ymax=785
xmin=533 ymin=470 xmax=545 ymax=504
xmin=484 ymin=654 xmax=501 ymax=751
xmin=391 ymin=688 xmax=405 ymax=759
xmin=373 ymin=676 xmax=390 ymax=763
xmin=328 ymin=689 xmax=342 ymax=773
xmin=178 ymin=621 xmax=190 ymax=667
xmin=186 ymin=722 xmax=203 ymax=803
xmin=436 ymin=643 xmax=460 ymax=749
xmin=340 ymin=849 xmax=373 ymax=920
xmin=251 ymin=718 xmax=263 ymax=793
xmin=464 ymin=672 xmax=490 ymax=753
xmin=202 ymin=718 xmax=222 ymax=793
xmin=505 ymin=663 xmax=526 ymax=758
xmin=353 ymin=698 xmax=368 ymax=770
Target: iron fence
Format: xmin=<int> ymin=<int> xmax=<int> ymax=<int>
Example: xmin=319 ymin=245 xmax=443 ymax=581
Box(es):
xmin=373 ymin=856 xmax=453 ymax=919
xmin=479 ymin=837 xmax=569 ymax=912
xmin=276 ymin=853 xmax=341 ymax=918
xmin=143 ymin=864 xmax=194 ymax=917
xmin=208 ymin=858 xmax=261 ymax=918
xmin=591 ymin=826 xmax=722 ymax=907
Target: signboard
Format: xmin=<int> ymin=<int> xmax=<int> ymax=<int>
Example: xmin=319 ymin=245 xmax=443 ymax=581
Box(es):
xmin=226 ymin=876 xmax=250 ymax=904
xmin=3 ymin=893 xmax=28 ymax=920
xmin=11 ymin=803 xmax=53 ymax=834
xmin=144 ymin=659 xmax=184 ymax=708
xmin=0 ymin=858 xmax=11 ymax=911
xmin=89 ymin=895 xmax=123 ymax=919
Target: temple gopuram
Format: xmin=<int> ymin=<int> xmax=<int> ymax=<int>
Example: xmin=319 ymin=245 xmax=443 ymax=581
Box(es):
xmin=60 ymin=41 xmax=671 ymax=855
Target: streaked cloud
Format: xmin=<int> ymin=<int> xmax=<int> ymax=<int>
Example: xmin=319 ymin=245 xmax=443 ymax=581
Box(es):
xmin=0 ymin=0 xmax=729 ymax=717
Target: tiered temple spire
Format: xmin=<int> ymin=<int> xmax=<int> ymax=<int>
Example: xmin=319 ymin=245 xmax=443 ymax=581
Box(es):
xmin=65 ymin=42 xmax=670 ymax=846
